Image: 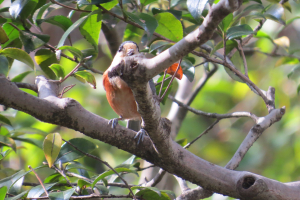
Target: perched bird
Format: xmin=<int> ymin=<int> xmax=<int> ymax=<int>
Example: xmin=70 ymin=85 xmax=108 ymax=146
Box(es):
xmin=103 ymin=41 xmax=146 ymax=143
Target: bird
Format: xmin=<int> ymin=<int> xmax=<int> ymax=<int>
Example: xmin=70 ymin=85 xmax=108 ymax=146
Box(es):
xmin=102 ymin=41 xmax=147 ymax=144
xmin=103 ymin=41 xmax=183 ymax=144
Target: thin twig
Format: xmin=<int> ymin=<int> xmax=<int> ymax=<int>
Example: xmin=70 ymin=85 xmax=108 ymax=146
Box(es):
xmin=237 ymin=39 xmax=248 ymax=77
xmin=50 ymin=0 xmax=90 ymax=12
xmin=59 ymin=84 xmax=76 ymax=98
xmin=158 ymin=70 xmax=167 ymax=97
xmin=28 ymin=165 xmax=49 ymax=196
xmin=60 ymin=63 xmax=82 ymax=83
xmin=184 ymin=120 xmax=220 ymax=149
xmin=61 ymin=139 xmax=136 ymax=200
xmin=160 ymin=59 xmax=182 ymax=100
xmin=51 ymin=164 xmax=73 ymax=187
xmin=144 ymin=169 xmax=167 ymax=187
xmin=26 ymin=194 xmax=132 ymax=199
xmin=137 ymin=164 xmax=155 ymax=171
xmin=23 ymin=181 xmax=136 ymax=188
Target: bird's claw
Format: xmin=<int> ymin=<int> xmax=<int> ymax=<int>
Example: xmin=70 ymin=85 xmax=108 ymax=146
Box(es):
xmin=134 ymin=129 xmax=147 ymax=144
xmin=108 ymin=118 xmax=119 ymax=128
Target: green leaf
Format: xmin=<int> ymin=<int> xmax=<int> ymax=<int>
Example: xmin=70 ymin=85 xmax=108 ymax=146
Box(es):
xmin=55 ymin=138 xmax=97 ymax=164
xmin=80 ymin=9 xmax=102 ymax=51
xmin=5 ymin=190 xmax=28 ymax=200
xmin=176 ymin=138 xmax=187 ymax=147
xmin=94 ymin=185 xmax=109 ymax=195
xmin=0 ymin=26 xmax=9 ymax=44
xmin=254 ymin=30 xmax=273 ymax=41
xmin=74 ymin=70 xmax=97 ymax=89
xmin=37 ymin=15 xmax=73 ymax=31
xmin=59 ymin=46 xmax=83 ymax=60
xmin=1 ymin=23 xmax=22 ymax=48
xmin=0 ymin=55 xmax=9 ymax=76
xmin=151 ymin=8 xmax=182 ymax=20
xmin=108 ymin=155 xmax=137 ymax=183
xmin=0 ymin=135 xmax=16 ymax=151
xmin=19 ymin=31 xmax=49 ymax=53
xmin=154 ymin=12 xmax=183 ymax=42
xmin=264 ymin=3 xmax=285 ymax=25
xmin=187 ymin=0 xmax=208 ymax=20
xmin=9 ymin=128 xmax=48 ymax=137
xmin=27 ymin=183 xmax=57 ymax=198
xmin=123 ymin=24 xmax=144 ymax=44
xmin=155 ymin=75 xmax=173 ymax=104
xmin=0 ymin=186 xmax=7 ymax=200
xmin=76 ymin=0 xmax=113 ymax=5
xmin=49 ymin=64 xmax=65 ymax=79
xmin=181 ymin=59 xmax=195 ymax=82
xmin=9 ymin=0 xmax=31 ymax=19
xmin=288 ymin=64 xmax=300 ymax=80
xmin=43 ymin=133 xmax=62 ymax=167
xmin=11 ymin=71 xmax=32 ymax=82
xmin=0 ymin=150 xmax=12 ymax=161
xmin=0 ymin=48 xmax=34 ymax=69
xmin=101 ymin=0 xmax=118 ymax=10
xmin=286 ymin=16 xmax=300 ymax=25
xmin=297 ymin=85 xmax=300 ymax=95
xmin=91 ymin=167 xmax=138 ymax=188
xmin=0 ymin=114 xmax=12 ymax=126
xmin=219 ymin=13 xmax=233 ymax=32
xmin=0 ymin=169 xmax=29 ymax=190
xmin=140 ymin=0 xmax=157 ymax=6
xmin=33 ymin=3 xmax=61 ymax=24
xmin=35 ymin=49 xmax=58 ymax=79
xmin=126 ymin=12 xmax=158 ymax=41
xmin=11 ymin=137 xmax=43 ymax=149
xmin=226 ymin=24 xmax=253 ymax=40
xmin=149 ymin=40 xmax=172 ymax=53
xmin=57 ymin=14 xmax=90 ymax=48
xmin=48 ymin=188 xmax=75 ymax=200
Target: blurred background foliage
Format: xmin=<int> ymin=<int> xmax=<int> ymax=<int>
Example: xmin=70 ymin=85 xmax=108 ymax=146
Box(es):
xmin=1 ymin=0 xmax=300 ymax=199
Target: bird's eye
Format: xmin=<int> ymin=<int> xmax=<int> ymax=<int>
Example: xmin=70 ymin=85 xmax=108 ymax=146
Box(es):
xmin=118 ymin=46 xmax=123 ymax=52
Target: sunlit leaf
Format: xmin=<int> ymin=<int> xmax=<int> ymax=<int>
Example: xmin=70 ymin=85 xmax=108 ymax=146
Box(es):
xmin=187 ymin=0 xmax=209 ymax=20
xmin=274 ymin=36 xmax=290 ymax=49
xmin=219 ymin=13 xmax=233 ymax=32
xmin=254 ymin=30 xmax=272 ymax=41
xmin=49 ymin=64 xmax=65 ymax=79
xmin=55 ymin=138 xmax=97 ymax=164
xmin=74 ymin=70 xmax=97 ymax=89
xmin=43 ymin=133 xmax=62 ymax=167
xmin=176 ymin=138 xmax=187 ymax=146
xmin=37 ymin=15 xmax=73 ymax=31
xmin=33 ymin=3 xmax=61 ymax=24
xmin=9 ymin=0 xmax=30 ymax=19
xmin=12 ymin=137 xmax=43 ymax=149
xmin=0 ymin=186 xmax=7 ymax=200
xmin=48 ymin=188 xmax=75 ymax=200
xmin=11 ymin=71 xmax=32 ymax=82
xmin=140 ymin=0 xmax=157 ymax=6
xmin=101 ymin=0 xmax=118 ymax=10
xmin=27 ymin=183 xmax=57 ymax=198
xmin=152 ymin=8 xmax=182 ymax=20
xmin=0 ymin=48 xmax=34 ymax=69
xmin=35 ymin=49 xmax=58 ymax=79
xmin=123 ymin=24 xmax=144 ymax=44
xmin=9 ymin=127 xmax=48 ymax=137
xmin=154 ymin=12 xmax=183 ymax=42
xmin=226 ymin=24 xmax=253 ymax=40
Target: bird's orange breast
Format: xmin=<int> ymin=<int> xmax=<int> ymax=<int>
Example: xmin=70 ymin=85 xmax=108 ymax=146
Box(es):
xmin=103 ymin=71 xmax=141 ymax=120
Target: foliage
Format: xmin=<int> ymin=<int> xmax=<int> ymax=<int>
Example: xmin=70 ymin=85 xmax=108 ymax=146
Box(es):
xmin=0 ymin=0 xmax=300 ymax=199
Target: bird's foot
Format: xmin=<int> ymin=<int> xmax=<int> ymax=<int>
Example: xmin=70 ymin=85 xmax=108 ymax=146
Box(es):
xmin=134 ymin=129 xmax=148 ymax=144
xmin=108 ymin=118 xmax=120 ymax=128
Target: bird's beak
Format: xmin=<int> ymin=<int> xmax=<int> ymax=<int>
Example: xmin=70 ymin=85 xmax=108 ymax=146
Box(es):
xmin=127 ymin=49 xmax=135 ymax=56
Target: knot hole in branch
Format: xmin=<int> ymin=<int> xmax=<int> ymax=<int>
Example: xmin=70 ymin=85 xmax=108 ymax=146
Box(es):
xmin=242 ymin=176 xmax=255 ymax=189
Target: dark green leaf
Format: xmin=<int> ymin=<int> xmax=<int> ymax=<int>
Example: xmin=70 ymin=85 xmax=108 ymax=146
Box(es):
xmin=5 ymin=190 xmax=28 ymax=200
xmin=37 ymin=15 xmax=73 ymax=31
xmin=226 ymin=24 xmax=253 ymax=40
xmin=11 ymin=71 xmax=32 ymax=82
xmin=94 ymin=185 xmax=109 ymax=195
xmin=149 ymin=40 xmax=172 ymax=53
xmin=33 ymin=3 xmax=61 ymax=24
xmin=55 ymin=138 xmax=97 ymax=164
xmin=154 ymin=12 xmax=183 ymax=42
xmin=0 ymin=114 xmax=11 ymax=126
xmin=27 ymin=183 xmax=57 ymax=198
xmin=48 ymin=188 xmax=75 ymax=200
xmin=91 ymin=168 xmax=138 ymax=188
xmin=297 ymin=85 xmax=300 ymax=95
xmin=0 ymin=170 xmax=28 ymax=189
xmin=79 ymin=9 xmax=102 ymax=50
xmin=0 ymin=55 xmax=9 ymax=76
xmin=0 ymin=48 xmax=34 ymax=69
xmin=19 ymin=31 xmax=49 ymax=53
xmin=1 ymin=23 xmax=22 ymax=48
xmin=151 ymin=8 xmax=182 ymax=20
xmin=126 ymin=12 xmax=158 ymax=41
xmin=76 ymin=0 xmax=113 ymax=5
xmin=187 ymin=0 xmax=208 ymax=20
xmin=35 ymin=49 xmax=58 ymax=79
xmin=0 ymin=26 xmax=9 ymax=44
xmin=264 ymin=4 xmax=285 ymax=25
xmin=9 ymin=0 xmax=31 ymax=19
xmin=49 ymin=64 xmax=65 ymax=79
xmin=19 ymin=0 xmax=38 ymax=19
xmin=181 ymin=59 xmax=195 ymax=82
xmin=43 ymin=133 xmax=62 ymax=167
xmin=0 ymin=186 xmax=7 ymax=200
xmin=219 ymin=13 xmax=233 ymax=32
xmin=74 ymin=70 xmax=97 ymax=89
xmin=0 ymin=135 xmax=16 ymax=151
xmin=59 ymin=46 xmax=83 ymax=59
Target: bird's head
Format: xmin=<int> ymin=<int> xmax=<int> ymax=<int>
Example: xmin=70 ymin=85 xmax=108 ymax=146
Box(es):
xmin=118 ymin=41 xmax=139 ymax=57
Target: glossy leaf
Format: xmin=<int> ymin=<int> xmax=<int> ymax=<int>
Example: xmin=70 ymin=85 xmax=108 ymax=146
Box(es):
xmin=11 ymin=71 xmax=32 ymax=82
xmin=48 ymin=188 xmax=75 ymax=200
xmin=27 ymin=183 xmax=57 ymax=198
xmin=35 ymin=49 xmax=58 ymax=79
xmin=1 ymin=23 xmax=22 ymax=48
xmin=101 ymin=0 xmax=118 ymax=10
xmin=181 ymin=59 xmax=195 ymax=82
xmin=91 ymin=167 xmax=138 ymax=188
xmin=166 ymin=63 xmax=183 ymax=80
xmin=0 ymin=169 xmax=28 ymax=189
xmin=38 ymin=15 xmax=73 ymax=31
xmin=94 ymin=185 xmax=109 ymax=195
xmin=219 ymin=13 xmax=233 ymax=32
xmin=226 ymin=24 xmax=253 ymax=40
xmin=126 ymin=12 xmax=158 ymax=41
xmin=108 ymin=155 xmax=137 ymax=183
xmin=55 ymin=138 xmax=97 ymax=164
xmin=59 ymin=46 xmax=83 ymax=59
xmin=5 ymin=190 xmax=28 ymax=200
xmin=76 ymin=0 xmax=113 ymax=5
xmin=149 ymin=40 xmax=172 ymax=53
xmin=80 ymin=9 xmax=102 ymax=50
xmin=0 ymin=26 xmax=9 ymax=44
xmin=187 ymin=0 xmax=208 ymax=20
xmin=0 ymin=48 xmax=34 ymax=69
xmin=74 ymin=70 xmax=97 ymax=89
xmin=9 ymin=127 xmax=48 ymax=137
xmin=0 ymin=186 xmax=7 ymax=200
xmin=9 ymin=0 xmax=30 ymax=19
xmin=152 ymin=8 xmax=182 ymax=20
xmin=49 ymin=64 xmax=65 ymax=79
xmin=43 ymin=133 xmax=62 ymax=167
xmin=0 ymin=114 xmax=11 ymax=126
xmin=154 ymin=12 xmax=183 ymax=42
xmin=264 ymin=4 xmax=285 ymax=25
xmin=57 ymin=14 xmax=90 ymax=48
xmin=12 ymin=137 xmax=43 ymax=149
xmin=0 ymin=55 xmax=9 ymax=76
xmin=123 ymin=24 xmax=144 ymax=44
xmin=19 ymin=31 xmax=49 ymax=53
xmin=33 ymin=3 xmax=61 ymax=24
